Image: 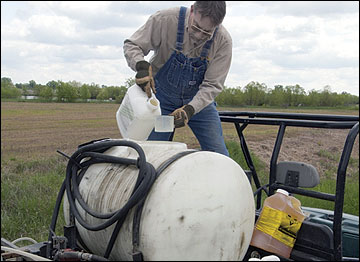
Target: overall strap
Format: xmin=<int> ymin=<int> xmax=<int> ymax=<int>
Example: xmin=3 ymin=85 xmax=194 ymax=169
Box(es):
xmin=200 ymin=27 xmax=219 ymax=59
xmin=176 ymin=6 xmax=187 ymax=52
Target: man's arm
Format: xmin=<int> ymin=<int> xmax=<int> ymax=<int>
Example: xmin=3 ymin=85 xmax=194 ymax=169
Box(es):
xmin=123 ymin=11 xmax=163 ymax=71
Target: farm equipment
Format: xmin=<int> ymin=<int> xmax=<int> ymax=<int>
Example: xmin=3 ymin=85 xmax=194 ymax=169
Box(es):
xmin=1 ymin=111 xmax=359 ymax=261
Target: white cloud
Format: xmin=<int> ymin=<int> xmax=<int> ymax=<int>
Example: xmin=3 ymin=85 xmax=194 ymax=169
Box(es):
xmin=1 ymin=1 xmax=359 ymax=95
xmin=260 ymin=1 xmax=358 ymax=17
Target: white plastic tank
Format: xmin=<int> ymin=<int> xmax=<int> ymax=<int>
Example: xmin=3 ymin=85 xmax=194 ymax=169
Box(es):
xmin=63 ymin=140 xmax=255 ymax=261
xmin=116 ymin=84 xmax=161 ymax=140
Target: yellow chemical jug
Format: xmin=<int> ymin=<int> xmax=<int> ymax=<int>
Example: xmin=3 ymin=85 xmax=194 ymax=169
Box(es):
xmin=250 ymin=189 xmax=305 ymax=258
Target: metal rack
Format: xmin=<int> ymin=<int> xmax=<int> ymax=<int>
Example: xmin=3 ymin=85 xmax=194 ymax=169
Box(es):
xmin=219 ymin=111 xmax=359 ymax=261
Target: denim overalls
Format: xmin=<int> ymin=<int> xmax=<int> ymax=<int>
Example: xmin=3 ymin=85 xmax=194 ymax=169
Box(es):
xmin=148 ymin=6 xmax=229 ymax=156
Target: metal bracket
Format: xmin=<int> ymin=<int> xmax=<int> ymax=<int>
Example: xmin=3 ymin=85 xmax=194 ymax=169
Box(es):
xmin=285 ymin=170 xmax=300 ymax=187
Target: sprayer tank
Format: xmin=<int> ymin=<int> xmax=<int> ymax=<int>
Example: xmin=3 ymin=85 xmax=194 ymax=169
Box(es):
xmin=63 ymin=140 xmax=255 ymax=261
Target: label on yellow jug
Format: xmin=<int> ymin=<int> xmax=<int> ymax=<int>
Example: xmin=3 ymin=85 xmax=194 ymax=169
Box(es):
xmin=255 ymin=206 xmax=302 ymax=247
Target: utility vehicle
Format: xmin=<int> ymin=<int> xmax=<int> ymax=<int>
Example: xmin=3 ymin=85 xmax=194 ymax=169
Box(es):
xmin=219 ymin=111 xmax=359 ymax=261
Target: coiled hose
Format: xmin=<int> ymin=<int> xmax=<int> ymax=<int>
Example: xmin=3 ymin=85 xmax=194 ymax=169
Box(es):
xmin=49 ymin=138 xmax=195 ymax=260
xmin=49 ymin=139 xmax=156 ymax=259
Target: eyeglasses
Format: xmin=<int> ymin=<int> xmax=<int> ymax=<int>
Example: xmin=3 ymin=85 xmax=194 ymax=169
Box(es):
xmin=190 ymin=16 xmax=215 ymax=38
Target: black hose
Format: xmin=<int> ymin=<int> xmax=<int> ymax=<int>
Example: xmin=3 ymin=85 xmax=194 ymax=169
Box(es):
xmin=49 ymin=139 xmax=157 ymax=259
xmin=48 ymin=180 xmax=66 ymax=242
xmin=104 ymin=150 xmax=198 ymax=259
xmin=253 ymin=183 xmax=270 ymax=197
xmin=50 ymin=139 xmax=197 ymax=260
xmin=103 ymin=163 xmax=157 ymax=259
xmin=130 ymin=150 xmax=198 ymax=260
xmin=49 ymin=140 xmax=156 ymax=257
xmin=64 ymin=139 xmax=157 ymax=232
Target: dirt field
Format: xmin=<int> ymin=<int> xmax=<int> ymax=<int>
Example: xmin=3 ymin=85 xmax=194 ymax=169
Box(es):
xmin=1 ymin=102 xmax=359 ymax=179
xmin=244 ymin=126 xmax=359 ymax=179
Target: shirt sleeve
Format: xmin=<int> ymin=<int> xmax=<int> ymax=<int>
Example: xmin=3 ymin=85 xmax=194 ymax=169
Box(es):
xmin=123 ymin=11 xmax=163 ymax=72
xmin=188 ymin=35 xmax=232 ymax=114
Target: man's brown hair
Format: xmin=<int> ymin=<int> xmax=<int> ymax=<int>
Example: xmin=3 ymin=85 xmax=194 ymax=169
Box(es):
xmin=193 ymin=1 xmax=226 ymax=26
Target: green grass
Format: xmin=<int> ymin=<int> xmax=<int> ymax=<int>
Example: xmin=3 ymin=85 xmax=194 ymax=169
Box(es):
xmin=1 ymin=156 xmax=67 ymax=243
xmin=316 ymin=149 xmax=359 ymax=180
xmin=295 ymin=179 xmax=359 ymax=216
xmin=226 ymin=140 xmax=267 ymax=184
xmin=316 ymin=149 xmax=338 ymax=161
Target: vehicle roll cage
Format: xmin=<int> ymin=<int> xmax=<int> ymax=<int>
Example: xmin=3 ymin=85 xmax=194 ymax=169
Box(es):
xmin=219 ymin=111 xmax=359 ymax=261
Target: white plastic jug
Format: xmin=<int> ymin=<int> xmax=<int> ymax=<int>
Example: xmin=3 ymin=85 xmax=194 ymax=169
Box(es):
xmin=116 ymin=84 xmax=161 ymax=140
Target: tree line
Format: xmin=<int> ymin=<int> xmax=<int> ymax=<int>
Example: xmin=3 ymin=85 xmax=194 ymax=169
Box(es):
xmin=1 ymin=77 xmax=359 ymax=107
xmin=216 ymin=81 xmax=359 ymax=108
xmin=1 ymin=77 xmax=135 ymax=103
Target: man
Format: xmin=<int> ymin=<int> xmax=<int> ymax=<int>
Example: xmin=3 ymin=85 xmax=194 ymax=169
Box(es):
xmin=123 ymin=1 xmax=232 ymax=156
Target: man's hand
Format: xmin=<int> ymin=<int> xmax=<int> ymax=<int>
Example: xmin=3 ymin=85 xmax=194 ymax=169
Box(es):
xmin=170 ymin=105 xmax=195 ymax=128
xmin=135 ymin=61 xmax=156 ymax=98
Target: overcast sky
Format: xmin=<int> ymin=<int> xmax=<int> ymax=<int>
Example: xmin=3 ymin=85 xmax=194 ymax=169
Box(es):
xmin=1 ymin=1 xmax=359 ymax=95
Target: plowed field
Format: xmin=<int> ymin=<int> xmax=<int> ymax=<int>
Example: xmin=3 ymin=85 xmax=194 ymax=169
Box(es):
xmin=1 ymin=101 xmax=359 ymax=179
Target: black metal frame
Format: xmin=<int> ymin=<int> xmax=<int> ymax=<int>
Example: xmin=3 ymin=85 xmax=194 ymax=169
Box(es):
xmin=219 ymin=111 xmax=359 ymax=261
